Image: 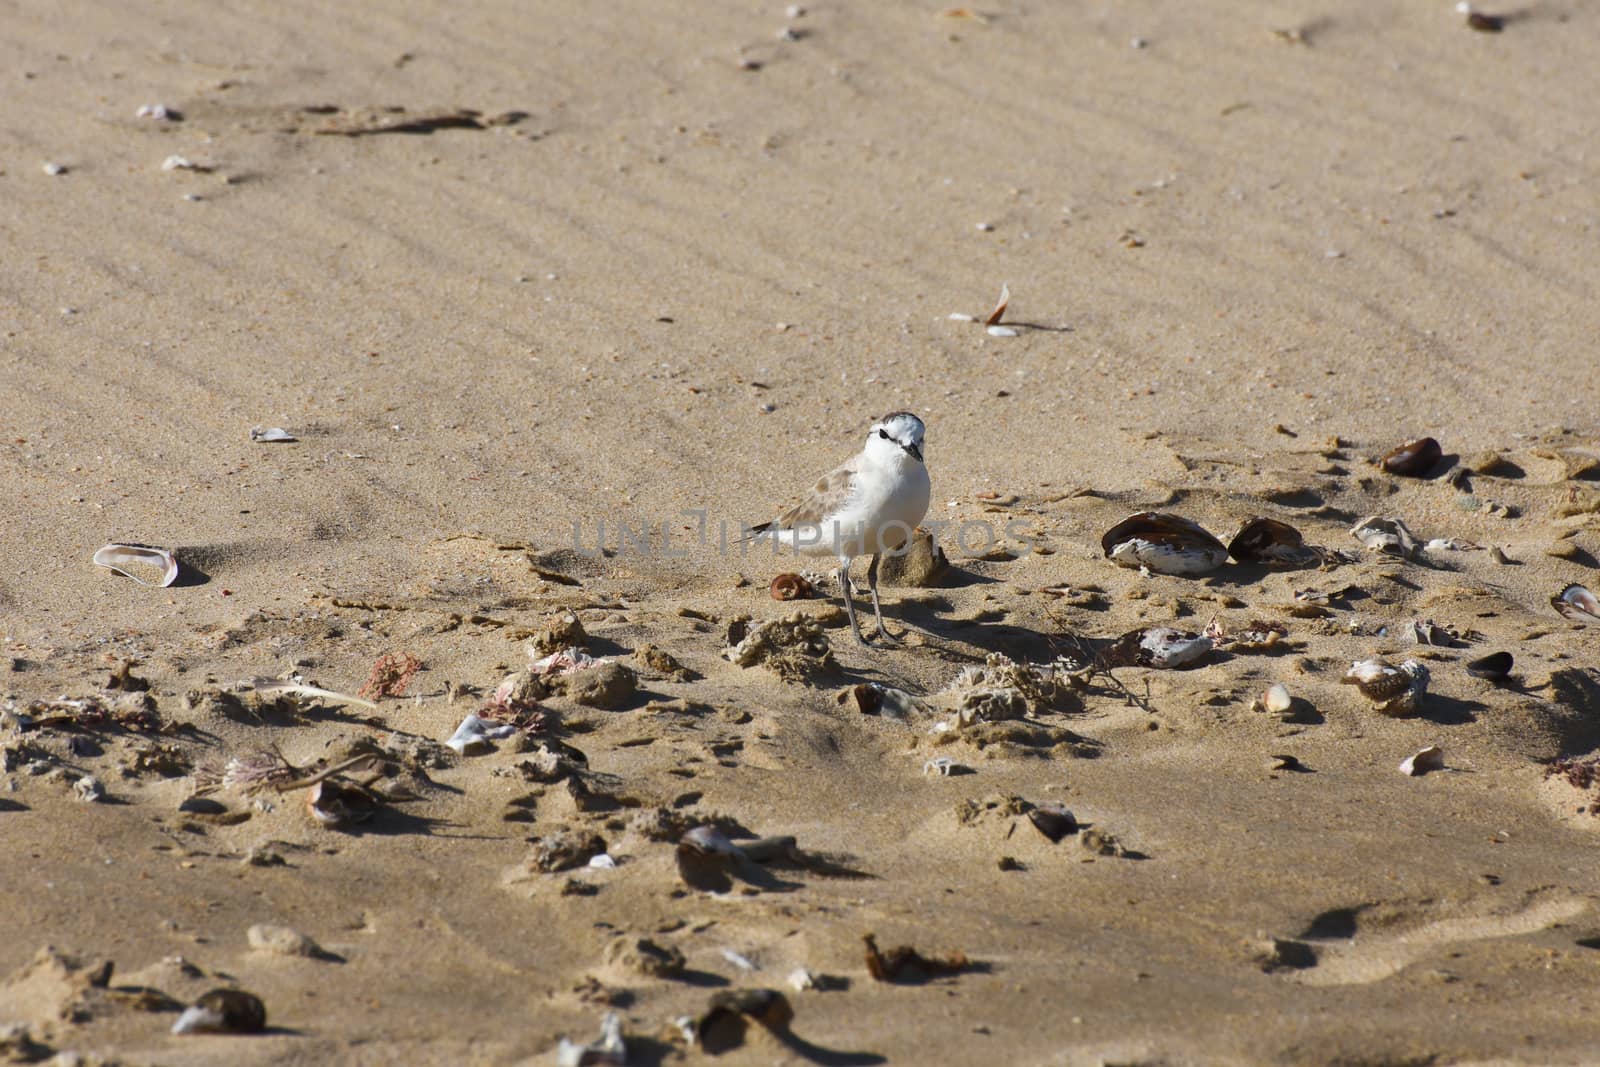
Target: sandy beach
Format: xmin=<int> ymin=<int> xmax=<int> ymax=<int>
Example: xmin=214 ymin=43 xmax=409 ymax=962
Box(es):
xmin=4 ymin=1 xmax=1600 ymax=1063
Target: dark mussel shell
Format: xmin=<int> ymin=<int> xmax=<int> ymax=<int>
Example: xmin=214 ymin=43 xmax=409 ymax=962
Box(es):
xmin=1465 ymin=651 xmax=1513 ymax=682
xmin=1100 ymin=512 xmax=1226 ymax=557
xmin=1027 ymin=804 xmax=1078 ymax=843
xmin=1227 ymin=516 xmax=1312 ymax=564
xmin=1382 ymin=436 xmax=1443 ymax=477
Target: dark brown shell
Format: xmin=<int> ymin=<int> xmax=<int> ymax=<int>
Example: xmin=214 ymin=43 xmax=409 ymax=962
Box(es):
xmin=1027 ymin=804 xmax=1078 ymax=843
xmin=769 ymin=573 xmax=815 ymax=601
xmin=1227 ymin=516 xmax=1305 ymax=562
xmin=194 ymin=989 xmax=267 ymax=1034
xmin=1382 ymin=437 xmax=1442 ymax=477
xmin=1100 ymin=512 xmax=1227 ymax=557
xmin=1465 ymin=651 xmax=1513 ymax=682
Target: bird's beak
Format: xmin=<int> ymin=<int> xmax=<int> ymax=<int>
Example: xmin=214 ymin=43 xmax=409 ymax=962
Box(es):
xmin=902 ymin=441 xmax=923 ymax=462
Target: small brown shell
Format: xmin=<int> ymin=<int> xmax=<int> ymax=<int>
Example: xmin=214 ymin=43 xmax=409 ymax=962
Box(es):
xmin=306 ymin=780 xmax=379 ymax=829
xmin=769 ymin=573 xmax=814 ymax=601
xmin=1382 ymin=436 xmax=1442 ymax=477
xmin=1227 ymin=516 xmax=1314 ymax=565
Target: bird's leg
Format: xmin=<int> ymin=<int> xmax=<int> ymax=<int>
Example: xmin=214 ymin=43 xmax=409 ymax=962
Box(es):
xmin=838 ymin=559 xmax=870 ymax=646
xmin=866 ymin=553 xmax=902 ymax=645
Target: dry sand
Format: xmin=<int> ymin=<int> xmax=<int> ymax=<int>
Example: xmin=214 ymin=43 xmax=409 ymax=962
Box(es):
xmin=4 ymin=1 xmax=1600 ymax=1063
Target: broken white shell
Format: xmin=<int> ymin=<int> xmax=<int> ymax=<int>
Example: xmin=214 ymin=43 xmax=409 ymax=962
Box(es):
xmin=788 ymin=967 xmax=817 ymax=991
xmin=249 ymin=426 xmax=296 ymax=443
xmin=1399 ymin=745 xmax=1445 ymax=777
xmin=93 ymin=544 xmax=180 ymax=588
xmin=555 ymin=1011 xmax=626 ymax=1067
xmin=1108 ymin=626 xmax=1214 ymax=669
xmin=445 ymin=713 xmax=514 ymax=755
xmin=1349 ymin=516 xmax=1421 ymax=559
xmin=986 ymin=325 xmax=1019 ymax=338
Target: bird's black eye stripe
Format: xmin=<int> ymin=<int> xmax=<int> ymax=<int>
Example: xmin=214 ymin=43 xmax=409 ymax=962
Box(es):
xmin=877 ymin=429 xmax=891 ymax=441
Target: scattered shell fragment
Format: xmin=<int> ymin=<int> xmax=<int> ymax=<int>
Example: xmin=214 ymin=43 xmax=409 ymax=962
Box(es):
xmin=769 ymin=573 xmax=815 ymax=601
xmin=42 ymin=161 xmax=67 ymax=176
xmin=1400 ymin=745 xmax=1446 ymax=777
xmin=1553 ymin=583 xmax=1600 ymax=623
xmin=923 ymin=756 xmax=972 ymax=777
xmin=249 ymin=426 xmax=296 ymax=443
xmin=555 ymin=1011 xmax=626 ymax=1067
xmin=1400 ymin=618 xmax=1460 ymax=646
xmin=73 ymin=775 xmax=105 ymax=803
xmin=1342 ymin=658 xmax=1429 ymax=717
xmin=161 ymin=154 xmax=208 ymax=172
xmin=1227 ymin=517 xmax=1317 ymax=566
xmin=696 ymin=989 xmax=795 ymax=1053
xmin=863 ymin=933 xmax=972 ymax=982
xmin=983 ymin=283 xmax=1010 ymax=326
xmin=1465 ymin=651 xmax=1513 ymax=683
xmin=986 ymin=325 xmax=1019 ymax=338
xmin=1102 ymin=513 xmax=1229 ymax=575
xmin=445 ymin=713 xmax=515 ymax=755
xmin=305 ymin=779 xmax=379 ymax=829
xmin=1026 ymin=803 xmax=1078 ymax=843
xmin=1349 ymin=516 xmax=1421 ymax=560
xmin=247 ymin=923 xmax=324 ymax=958
xmin=846 ymin=682 xmax=925 ymax=720
xmin=136 ymin=103 xmax=181 ymax=120
xmin=788 ymin=967 xmax=816 ymax=991
xmin=93 ymin=544 xmax=180 ymax=588
xmin=171 ymin=989 xmax=267 ymax=1035
xmin=1106 ymin=626 xmax=1213 ymax=669
xmin=1381 ymin=436 xmax=1443 ymax=477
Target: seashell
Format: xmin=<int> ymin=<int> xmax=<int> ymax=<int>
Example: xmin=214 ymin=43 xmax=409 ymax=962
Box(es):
xmin=1227 ymin=517 xmax=1316 ymax=566
xmin=1342 ymin=658 xmax=1429 ymax=717
xmin=248 ymin=426 xmax=296 ymax=443
xmin=1552 ymin=583 xmax=1600 ymax=623
xmin=1465 ymin=651 xmax=1513 ymax=683
xmin=73 ymin=775 xmax=105 ymax=803
xmin=555 ymin=1011 xmax=626 ymax=1067
xmin=1101 ymin=512 xmax=1229 ymax=576
xmin=1399 ymin=745 xmax=1445 ymax=777
xmin=676 ymin=824 xmax=743 ymax=891
xmin=171 ymin=988 xmax=267 ymax=1035
xmin=1106 ymin=626 xmax=1213 ymax=669
xmin=1399 ymin=618 xmax=1460 ymax=646
xmin=1349 ymin=516 xmax=1421 ymax=559
xmin=1026 ymin=803 xmax=1078 ymax=843
xmin=769 ymin=573 xmax=815 ymax=601
xmin=93 ymin=543 xmax=180 ymax=588
xmin=136 ymin=104 xmax=181 ymax=121
xmin=845 ymin=682 xmax=923 ymax=720
xmin=696 ymin=989 xmax=795 ymax=1052
xmin=1381 ymin=436 xmax=1442 ymax=477
xmin=788 ymin=967 xmax=817 ymax=991
xmin=445 ymin=713 xmax=515 ymax=755
xmin=984 ymin=282 xmax=1010 ymax=326
xmin=986 ymin=325 xmax=1018 ymax=337
xmin=1254 ymin=683 xmax=1293 ymax=716
xmin=305 ymin=779 xmax=379 ymax=829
